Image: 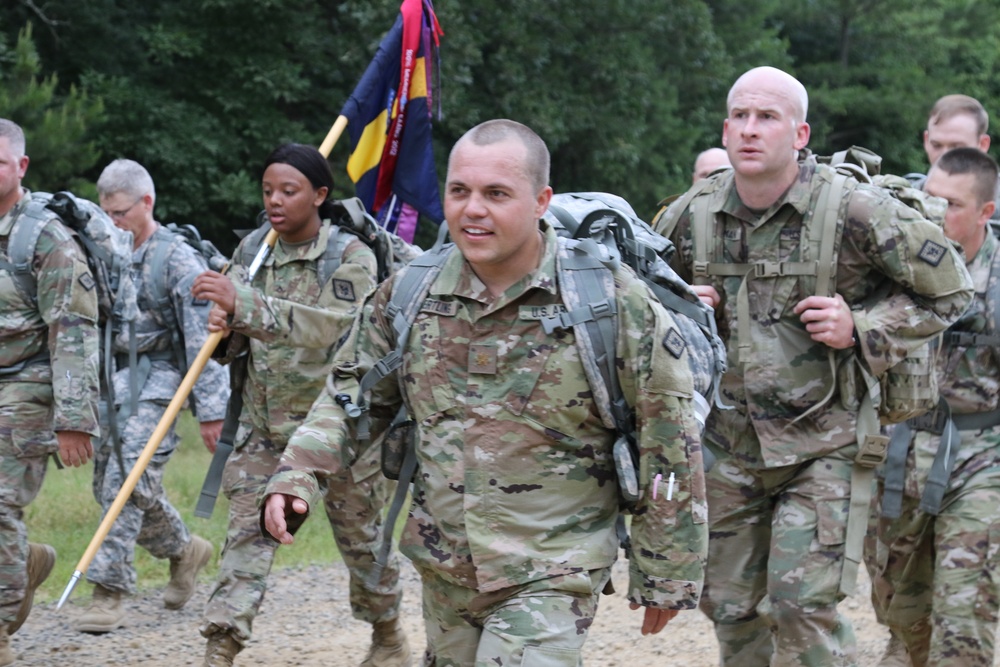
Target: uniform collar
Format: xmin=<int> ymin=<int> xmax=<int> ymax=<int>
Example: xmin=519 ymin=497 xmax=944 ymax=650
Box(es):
xmin=714 ymin=151 xmax=817 ymax=224
xmin=431 ymin=220 xmax=560 ymax=303
xmin=271 ymin=219 xmax=332 ymax=266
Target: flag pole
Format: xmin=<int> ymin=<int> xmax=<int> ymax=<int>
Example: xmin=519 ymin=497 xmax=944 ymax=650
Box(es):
xmin=318 ymin=116 xmax=349 ymax=161
xmin=58 ymin=130 xmax=347 ymax=610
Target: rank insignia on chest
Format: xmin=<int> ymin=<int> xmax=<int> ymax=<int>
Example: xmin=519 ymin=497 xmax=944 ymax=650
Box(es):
xmin=420 ymin=299 xmax=459 ymax=316
xmin=333 ymin=279 xmax=356 ymax=302
xmin=78 ymin=273 xmax=96 ymax=291
xmin=917 ymin=240 xmax=946 ymax=267
xmin=468 ymin=343 xmax=498 ymax=374
xmin=518 ymin=304 xmax=568 ymax=320
xmin=663 ymin=327 xmax=686 ymax=359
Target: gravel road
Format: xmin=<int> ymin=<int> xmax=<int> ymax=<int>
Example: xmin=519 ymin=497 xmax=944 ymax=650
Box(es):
xmin=7 ymin=555 xmax=909 ymax=667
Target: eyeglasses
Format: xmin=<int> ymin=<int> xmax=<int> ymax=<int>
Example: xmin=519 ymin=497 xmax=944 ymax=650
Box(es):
xmin=106 ymin=197 xmax=143 ymax=220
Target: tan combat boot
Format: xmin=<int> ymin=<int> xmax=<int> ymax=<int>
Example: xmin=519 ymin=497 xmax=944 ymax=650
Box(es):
xmin=74 ymin=583 xmax=125 ymax=633
xmin=164 ymin=535 xmax=213 ymax=610
xmin=204 ymin=630 xmax=241 ymax=667
xmin=879 ymin=633 xmax=913 ymax=667
xmin=0 ymin=624 xmax=14 ymax=667
xmin=360 ymin=618 xmax=412 ymax=667
xmin=9 ymin=542 xmax=56 ymax=635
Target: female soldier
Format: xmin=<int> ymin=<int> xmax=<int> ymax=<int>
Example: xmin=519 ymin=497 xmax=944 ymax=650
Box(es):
xmin=191 ymin=144 xmax=409 ymax=667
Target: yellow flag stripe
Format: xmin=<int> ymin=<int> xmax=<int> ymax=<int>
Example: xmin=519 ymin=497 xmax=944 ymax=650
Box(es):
xmin=347 ymin=109 xmax=389 ymax=182
xmin=345 ymin=57 xmax=429 ymax=183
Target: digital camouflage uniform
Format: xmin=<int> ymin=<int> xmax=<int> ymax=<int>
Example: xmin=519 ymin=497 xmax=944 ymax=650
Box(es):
xmin=266 ymin=222 xmax=708 ymax=667
xmin=0 ymin=189 xmax=100 ymax=623
xmin=866 ymin=230 xmax=1000 ymax=666
xmin=87 ymin=224 xmax=229 ymax=595
xmin=199 ymin=220 xmax=399 ymax=648
xmin=656 ymin=153 xmax=974 ymax=666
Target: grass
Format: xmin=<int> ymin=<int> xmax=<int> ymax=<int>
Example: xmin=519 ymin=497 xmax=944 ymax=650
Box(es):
xmin=24 ymin=410 xmax=344 ymax=605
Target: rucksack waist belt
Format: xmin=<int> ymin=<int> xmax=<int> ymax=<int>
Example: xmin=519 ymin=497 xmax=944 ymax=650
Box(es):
xmin=908 ymin=406 xmax=1000 ymax=434
xmin=114 ymin=350 xmax=175 ymax=368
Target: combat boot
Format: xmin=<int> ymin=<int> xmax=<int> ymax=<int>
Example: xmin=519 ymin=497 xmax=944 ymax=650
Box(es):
xmin=360 ymin=618 xmax=412 ymax=667
xmin=74 ymin=583 xmax=125 ymax=633
xmin=164 ymin=535 xmax=213 ymax=610
xmin=9 ymin=542 xmax=56 ymax=634
xmin=879 ymin=633 xmax=913 ymax=667
xmin=0 ymin=624 xmax=14 ymax=667
xmin=204 ymin=630 xmax=241 ymax=667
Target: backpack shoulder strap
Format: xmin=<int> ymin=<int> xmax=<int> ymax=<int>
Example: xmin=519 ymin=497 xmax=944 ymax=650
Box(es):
xmin=541 ymin=238 xmax=622 ymax=432
xmin=656 ymin=176 xmax=718 ymax=242
xmin=317 ymin=223 xmax=350 ymax=287
xmin=146 ymin=225 xmax=192 ymax=377
xmin=541 ymin=237 xmax=641 ymax=505
xmin=354 ymin=245 xmax=455 ymax=441
xmin=1 ymin=194 xmax=58 ymax=305
xmin=239 ymin=219 xmax=272 ymax=270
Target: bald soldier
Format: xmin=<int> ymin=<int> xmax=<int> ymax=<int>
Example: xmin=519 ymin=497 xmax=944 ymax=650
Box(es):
xmin=654 ymin=67 xmax=973 ymax=665
xmin=692 ymin=147 xmax=731 ymax=183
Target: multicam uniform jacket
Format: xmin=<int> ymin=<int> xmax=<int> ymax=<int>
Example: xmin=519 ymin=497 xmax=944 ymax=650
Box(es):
xmin=268 ymin=222 xmax=708 ymax=610
xmin=658 ymin=154 xmax=974 ymax=468
xmin=218 ymin=220 xmax=376 ymax=450
xmin=0 ymin=189 xmax=100 ymax=435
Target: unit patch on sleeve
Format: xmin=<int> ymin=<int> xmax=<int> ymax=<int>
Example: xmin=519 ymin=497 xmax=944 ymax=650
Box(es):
xmin=663 ymin=327 xmax=686 ymax=359
xmin=333 ymin=279 xmax=356 ymax=302
xmin=78 ymin=273 xmax=96 ymax=291
xmin=917 ymin=240 xmax=946 ymax=267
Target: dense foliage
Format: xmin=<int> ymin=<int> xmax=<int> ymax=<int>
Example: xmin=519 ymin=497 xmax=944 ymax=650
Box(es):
xmin=2 ymin=0 xmax=998 ymax=251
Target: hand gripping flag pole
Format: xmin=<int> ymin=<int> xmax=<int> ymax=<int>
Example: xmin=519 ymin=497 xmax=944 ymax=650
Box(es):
xmin=57 ymin=124 xmax=350 ymax=610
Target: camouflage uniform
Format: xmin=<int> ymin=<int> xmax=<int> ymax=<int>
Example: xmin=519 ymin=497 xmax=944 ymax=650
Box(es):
xmin=266 ymin=222 xmax=708 ymax=666
xmin=0 ymin=189 xmax=100 ymax=622
xmin=656 ymin=153 xmax=974 ymax=666
xmin=866 ymin=230 xmax=1000 ymax=666
xmin=199 ymin=220 xmax=399 ymax=647
xmin=87 ymin=224 xmax=229 ymax=595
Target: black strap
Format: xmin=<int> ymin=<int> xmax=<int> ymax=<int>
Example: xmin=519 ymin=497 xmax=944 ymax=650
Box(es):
xmin=195 ymin=355 xmax=248 ymax=518
xmin=367 ymin=407 xmax=417 ymax=589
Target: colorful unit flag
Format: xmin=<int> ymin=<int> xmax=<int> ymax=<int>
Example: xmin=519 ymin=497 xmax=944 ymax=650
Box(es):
xmin=342 ymin=0 xmax=444 ymax=243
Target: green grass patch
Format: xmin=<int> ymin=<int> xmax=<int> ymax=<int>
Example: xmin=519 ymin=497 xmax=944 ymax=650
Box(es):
xmin=25 ymin=410 xmax=345 ymax=604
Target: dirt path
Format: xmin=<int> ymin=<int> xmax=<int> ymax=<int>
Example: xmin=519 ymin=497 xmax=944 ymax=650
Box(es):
xmin=8 ymin=556 xmax=907 ymax=667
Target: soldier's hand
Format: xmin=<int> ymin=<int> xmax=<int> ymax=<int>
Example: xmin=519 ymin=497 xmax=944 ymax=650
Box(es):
xmin=691 ymin=284 xmax=721 ymax=309
xmin=200 ymin=420 xmax=224 ymax=453
xmin=263 ymin=493 xmax=309 ymax=545
xmin=793 ymin=293 xmax=856 ymax=349
xmin=205 ymin=305 xmax=231 ymax=335
xmin=56 ymin=430 xmax=93 ymax=467
xmin=192 ymin=271 xmax=237 ymax=315
xmin=629 ymin=602 xmax=678 ymax=635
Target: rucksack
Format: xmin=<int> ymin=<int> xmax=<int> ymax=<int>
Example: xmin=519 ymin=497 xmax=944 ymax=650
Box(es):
xmin=352 ymin=191 xmax=727 ymax=585
xmin=1 ymin=191 xmax=139 ymax=450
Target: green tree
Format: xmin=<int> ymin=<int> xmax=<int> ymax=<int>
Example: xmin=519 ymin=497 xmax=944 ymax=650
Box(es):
xmin=0 ymin=23 xmax=104 ymax=196
xmin=778 ymin=0 xmax=1000 ymax=175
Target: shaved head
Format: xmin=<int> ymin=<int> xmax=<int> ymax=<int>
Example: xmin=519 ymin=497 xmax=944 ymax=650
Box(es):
xmin=728 ymin=66 xmax=809 ymax=124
